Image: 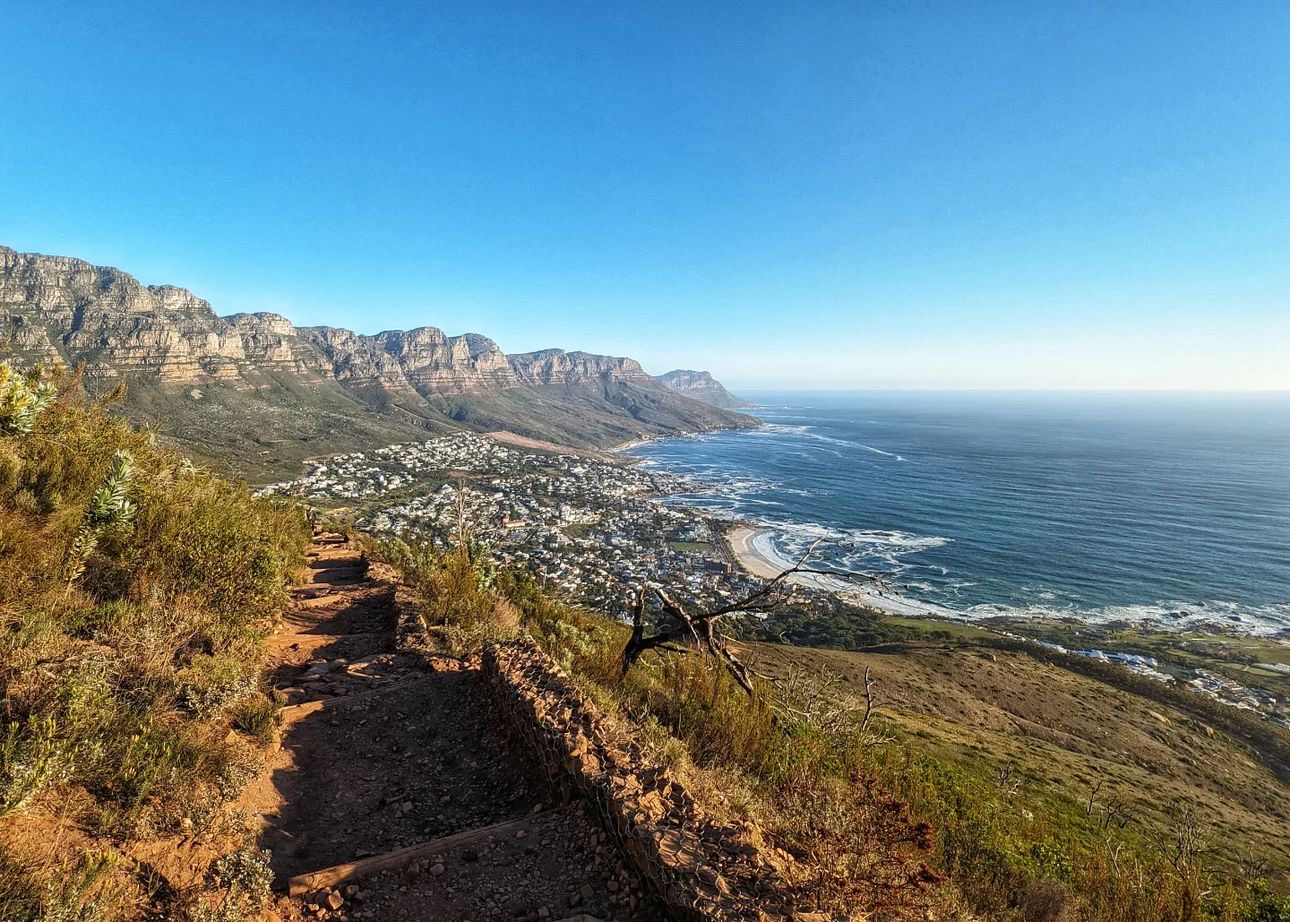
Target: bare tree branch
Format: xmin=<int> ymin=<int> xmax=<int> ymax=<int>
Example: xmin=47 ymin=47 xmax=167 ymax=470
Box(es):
xmin=860 ymin=666 xmax=878 ymax=734
xmin=621 ymin=538 xmax=879 ymax=693
xmin=1086 ymin=779 xmax=1104 ymax=817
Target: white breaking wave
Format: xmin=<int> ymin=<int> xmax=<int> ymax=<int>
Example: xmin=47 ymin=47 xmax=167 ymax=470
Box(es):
xmin=771 ymin=425 xmax=910 ymax=462
xmin=743 ymin=522 xmax=1290 ymax=636
xmin=750 ymin=520 xmax=951 ymax=584
xmin=956 ymin=598 xmax=1290 ymax=636
xmin=860 ymin=444 xmax=901 ymax=459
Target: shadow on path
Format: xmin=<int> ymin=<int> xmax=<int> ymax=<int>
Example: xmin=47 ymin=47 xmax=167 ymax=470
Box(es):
xmin=258 ymin=534 xmax=665 ymax=921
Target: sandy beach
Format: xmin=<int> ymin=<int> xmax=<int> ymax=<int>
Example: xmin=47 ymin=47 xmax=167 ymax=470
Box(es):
xmin=725 ymin=525 xmax=787 ymax=579
xmin=610 ymin=435 xmax=659 ymax=453
xmin=724 ymin=524 xmax=954 ymax=621
xmin=485 ymin=430 xmax=621 ymax=463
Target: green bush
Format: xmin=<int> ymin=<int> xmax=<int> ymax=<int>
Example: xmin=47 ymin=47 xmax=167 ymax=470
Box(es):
xmin=179 ymin=845 xmax=274 ymax=922
xmin=1244 ymin=882 xmax=1290 ymax=922
xmin=178 ymin=654 xmax=258 ymax=720
xmin=380 ymin=536 xmax=519 ymax=656
xmin=230 ymin=692 xmax=284 ymax=745
xmin=0 ymin=362 xmax=56 ymax=435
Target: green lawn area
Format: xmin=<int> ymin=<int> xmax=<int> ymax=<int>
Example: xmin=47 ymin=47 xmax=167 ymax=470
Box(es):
xmin=668 ymin=540 xmax=712 ymax=553
xmin=880 ymin=614 xmax=998 ymax=640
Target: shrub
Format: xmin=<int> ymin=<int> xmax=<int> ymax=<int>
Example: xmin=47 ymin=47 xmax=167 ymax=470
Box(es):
xmin=0 ymin=848 xmax=117 ymax=922
xmin=0 ymin=362 xmax=56 ymax=434
xmin=178 ymin=654 xmax=258 ymax=720
xmin=380 ymin=536 xmax=520 ymax=655
xmin=230 ymin=693 xmax=284 ymax=745
xmin=0 ymin=369 xmax=308 ymax=905
xmin=181 ymin=846 xmax=274 ymax=922
xmin=0 ymin=716 xmax=79 ymax=817
xmin=0 ymin=848 xmax=42 ymax=921
xmin=1244 ymin=882 xmax=1290 ymax=922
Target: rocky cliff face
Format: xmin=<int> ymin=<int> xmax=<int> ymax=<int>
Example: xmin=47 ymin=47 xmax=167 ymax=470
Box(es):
xmin=0 ymin=247 xmax=326 ymax=384
xmin=508 ymin=349 xmax=653 ymax=386
xmin=657 ymin=369 xmax=751 ymax=409
xmin=299 ymin=326 xmax=517 ymax=396
xmin=0 ymin=245 xmax=756 ymax=474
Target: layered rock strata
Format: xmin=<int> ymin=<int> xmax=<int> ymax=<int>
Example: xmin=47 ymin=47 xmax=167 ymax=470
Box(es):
xmin=657 ymin=369 xmax=752 ymax=409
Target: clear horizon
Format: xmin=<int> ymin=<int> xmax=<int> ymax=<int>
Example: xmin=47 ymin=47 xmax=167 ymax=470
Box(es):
xmin=3 ymin=2 xmax=1288 ymax=390
xmin=736 ymin=387 xmax=1290 ymax=395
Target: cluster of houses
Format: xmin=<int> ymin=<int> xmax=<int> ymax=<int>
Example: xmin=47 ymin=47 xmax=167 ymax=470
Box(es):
xmin=1187 ymin=668 xmax=1285 ymax=723
xmin=1034 ymin=639 xmax=1286 ymax=725
xmin=1034 ymin=641 xmax=1173 ymax=683
xmin=260 ymin=433 xmax=766 ymax=616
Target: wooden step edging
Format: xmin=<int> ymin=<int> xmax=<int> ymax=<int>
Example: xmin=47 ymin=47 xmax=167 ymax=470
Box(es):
xmin=266 ymin=630 xmax=391 ymax=647
xmin=286 ymin=808 xmax=568 ymax=896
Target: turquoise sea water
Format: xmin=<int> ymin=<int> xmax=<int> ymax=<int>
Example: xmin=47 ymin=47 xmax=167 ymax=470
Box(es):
xmin=626 ymin=392 xmax=1290 ymax=635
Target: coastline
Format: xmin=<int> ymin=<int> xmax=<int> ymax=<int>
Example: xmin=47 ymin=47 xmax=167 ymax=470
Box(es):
xmin=610 ymin=436 xmax=657 ymax=453
xmin=722 ymin=523 xmax=1290 ymax=637
xmin=624 ymin=423 xmax=967 ymax=624
xmin=611 ymin=415 xmax=764 ymax=454
xmin=723 ymin=524 xmax=953 ymax=621
xmin=621 ymin=420 xmax=1290 ymax=639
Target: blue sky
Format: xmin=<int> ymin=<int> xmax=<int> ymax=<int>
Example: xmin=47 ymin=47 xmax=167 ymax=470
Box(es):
xmin=2 ymin=1 xmax=1287 ymax=389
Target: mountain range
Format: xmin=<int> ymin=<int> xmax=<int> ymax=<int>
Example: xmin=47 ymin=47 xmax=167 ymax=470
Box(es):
xmin=0 ymin=245 xmax=755 ymax=479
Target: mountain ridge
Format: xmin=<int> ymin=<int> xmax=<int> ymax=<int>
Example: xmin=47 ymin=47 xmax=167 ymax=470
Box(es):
xmin=0 ymin=245 xmax=755 ymax=479
xmin=657 ymin=369 xmax=753 ymax=408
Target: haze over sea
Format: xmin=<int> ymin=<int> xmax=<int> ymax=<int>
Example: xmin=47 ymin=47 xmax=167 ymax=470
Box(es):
xmin=627 ymin=392 xmax=1290 ymax=636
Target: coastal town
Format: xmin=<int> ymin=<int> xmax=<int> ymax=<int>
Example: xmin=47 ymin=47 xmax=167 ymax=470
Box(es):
xmin=260 ymin=433 xmax=1288 ymax=727
xmin=258 ymin=433 xmax=773 ymax=616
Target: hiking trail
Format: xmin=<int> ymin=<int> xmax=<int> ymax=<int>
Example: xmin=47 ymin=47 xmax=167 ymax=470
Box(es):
xmin=255 ymin=532 xmax=664 ymax=921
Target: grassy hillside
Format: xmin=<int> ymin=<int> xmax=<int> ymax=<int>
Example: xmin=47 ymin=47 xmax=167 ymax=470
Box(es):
xmin=115 ymin=372 xmax=445 ymax=483
xmin=3 ymin=357 xmax=1284 ymax=920
xmin=748 ymin=638 xmax=1289 ymax=916
xmin=425 ymin=379 xmax=759 ymax=448
xmin=378 ymin=530 xmax=1290 ymax=922
xmin=106 ymin=371 xmax=755 ymax=484
xmin=0 ymin=364 xmax=309 ymax=919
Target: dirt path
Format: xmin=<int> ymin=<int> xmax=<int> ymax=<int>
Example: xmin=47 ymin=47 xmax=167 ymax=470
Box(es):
xmin=258 ymin=534 xmax=663 ymax=922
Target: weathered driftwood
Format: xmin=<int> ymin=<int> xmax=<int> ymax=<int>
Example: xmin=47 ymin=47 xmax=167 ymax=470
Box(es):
xmin=623 ymin=537 xmax=878 ymax=693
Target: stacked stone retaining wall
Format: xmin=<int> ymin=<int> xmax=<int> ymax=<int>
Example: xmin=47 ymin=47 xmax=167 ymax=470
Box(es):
xmin=483 ymin=638 xmax=802 ymax=921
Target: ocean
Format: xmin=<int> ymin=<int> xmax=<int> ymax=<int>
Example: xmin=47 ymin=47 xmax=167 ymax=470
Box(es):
xmin=625 ymin=391 xmax=1290 ymax=635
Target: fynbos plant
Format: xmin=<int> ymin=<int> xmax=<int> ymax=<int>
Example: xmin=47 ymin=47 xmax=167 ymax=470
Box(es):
xmin=0 ymin=361 xmax=56 ymax=434
xmin=64 ymin=450 xmax=137 ymax=586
